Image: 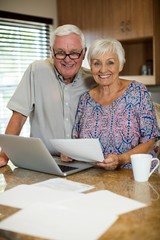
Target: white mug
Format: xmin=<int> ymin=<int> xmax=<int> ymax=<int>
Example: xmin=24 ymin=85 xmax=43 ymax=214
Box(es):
xmin=131 ymin=154 xmax=159 ymax=182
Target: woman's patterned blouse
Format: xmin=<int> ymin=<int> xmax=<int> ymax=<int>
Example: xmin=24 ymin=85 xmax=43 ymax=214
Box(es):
xmin=72 ymin=81 xmax=159 ymax=168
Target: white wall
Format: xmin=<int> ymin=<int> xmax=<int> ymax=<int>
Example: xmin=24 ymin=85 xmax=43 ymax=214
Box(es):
xmin=0 ymin=0 xmax=58 ymax=28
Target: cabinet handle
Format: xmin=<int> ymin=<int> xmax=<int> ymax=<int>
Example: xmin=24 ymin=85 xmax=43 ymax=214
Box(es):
xmin=126 ymin=20 xmax=131 ymax=31
xmin=120 ymin=21 xmax=125 ymax=32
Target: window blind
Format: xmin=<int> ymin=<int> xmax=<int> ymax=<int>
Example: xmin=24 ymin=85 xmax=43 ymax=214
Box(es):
xmin=0 ymin=14 xmax=52 ymax=136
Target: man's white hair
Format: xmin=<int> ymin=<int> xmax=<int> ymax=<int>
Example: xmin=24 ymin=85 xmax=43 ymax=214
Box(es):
xmin=50 ymin=24 xmax=86 ymax=50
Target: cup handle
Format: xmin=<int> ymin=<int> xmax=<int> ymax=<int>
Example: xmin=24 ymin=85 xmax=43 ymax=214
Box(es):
xmin=149 ymin=158 xmax=160 ymax=177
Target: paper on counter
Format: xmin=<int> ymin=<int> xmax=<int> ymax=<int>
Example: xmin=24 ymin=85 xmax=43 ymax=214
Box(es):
xmin=0 ymin=184 xmax=82 ymax=209
xmin=55 ymin=190 xmax=147 ymax=215
xmin=0 ymin=190 xmax=147 ymax=240
xmin=0 ymin=202 xmax=118 ymax=240
xmin=33 ymin=177 xmax=94 ymax=193
xmin=50 ymin=138 xmax=104 ymax=162
xmin=0 ymin=174 xmax=7 ymax=192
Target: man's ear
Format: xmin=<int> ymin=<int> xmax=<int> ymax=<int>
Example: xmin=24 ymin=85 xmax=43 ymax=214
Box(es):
xmin=50 ymin=46 xmax=53 ymax=58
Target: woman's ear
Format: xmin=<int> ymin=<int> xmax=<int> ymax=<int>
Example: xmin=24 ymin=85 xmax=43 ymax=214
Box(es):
xmin=119 ymin=64 xmax=124 ymax=73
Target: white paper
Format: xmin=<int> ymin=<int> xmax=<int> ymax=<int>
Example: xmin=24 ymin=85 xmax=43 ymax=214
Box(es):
xmin=0 ymin=190 xmax=147 ymax=240
xmin=55 ymin=190 xmax=147 ymax=216
xmin=50 ymin=138 xmax=104 ymax=162
xmin=33 ymin=178 xmax=94 ymax=192
xmin=0 ymin=202 xmax=118 ymax=240
xmin=0 ymin=174 xmax=7 ymax=192
xmin=0 ymin=184 xmax=82 ymax=209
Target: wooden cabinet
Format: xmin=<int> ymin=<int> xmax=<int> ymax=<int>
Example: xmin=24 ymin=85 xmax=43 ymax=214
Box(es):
xmin=57 ymin=0 xmax=160 ymax=85
xmin=101 ymin=0 xmax=155 ymax=85
xmin=102 ymin=0 xmax=153 ymax=40
xmin=57 ymin=0 xmax=103 ymax=45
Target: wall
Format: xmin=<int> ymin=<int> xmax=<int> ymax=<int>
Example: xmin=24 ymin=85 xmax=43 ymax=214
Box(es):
xmin=0 ymin=0 xmax=58 ymax=28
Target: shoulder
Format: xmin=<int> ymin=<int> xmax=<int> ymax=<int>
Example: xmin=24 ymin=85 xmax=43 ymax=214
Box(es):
xmin=126 ymin=81 xmax=153 ymax=109
xmin=129 ymin=80 xmax=146 ymax=89
xmin=120 ymin=78 xmax=147 ymax=90
xmin=119 ymin=80 xmax=152 ymax=108
xmin=30 ymin=58 xmax=53 ymax=71
xmin=125 ymin=80 xmax=148 ymax=94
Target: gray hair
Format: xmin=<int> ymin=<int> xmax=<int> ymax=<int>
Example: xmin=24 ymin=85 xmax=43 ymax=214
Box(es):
xmin=50 ymin=24 xmax=86 ymax=49
xmin=87 ymin=38 xmax=126 ymax=70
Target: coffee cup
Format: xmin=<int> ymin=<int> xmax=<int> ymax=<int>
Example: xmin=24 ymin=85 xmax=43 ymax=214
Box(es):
xmin=131 ymin=154 xmax=159 ymax=182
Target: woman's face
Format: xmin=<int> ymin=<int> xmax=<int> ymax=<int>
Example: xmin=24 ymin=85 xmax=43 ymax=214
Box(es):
xmin=90 ymin=52 xmax=121 ymax=87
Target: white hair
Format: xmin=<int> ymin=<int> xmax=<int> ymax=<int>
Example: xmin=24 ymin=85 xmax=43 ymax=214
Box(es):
xmin=87 ymin=38 xmax=126 ymax=70
xmin=50 ymin=24 xmax=86 ymax=49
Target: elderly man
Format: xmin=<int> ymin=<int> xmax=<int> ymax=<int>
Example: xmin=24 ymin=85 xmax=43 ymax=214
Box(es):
xmin=0 ymin=24 xmax=95 ymax=167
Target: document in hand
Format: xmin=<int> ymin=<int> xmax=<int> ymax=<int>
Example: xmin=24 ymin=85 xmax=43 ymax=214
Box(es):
xmin=50 ymin=138 xmax=104 ymax=163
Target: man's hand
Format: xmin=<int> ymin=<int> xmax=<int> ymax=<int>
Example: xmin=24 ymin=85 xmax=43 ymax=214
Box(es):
xmin=0 ymin=151 xmax=9 ymax=167
xmin=60 ymin=153 xmax=73 ymax=162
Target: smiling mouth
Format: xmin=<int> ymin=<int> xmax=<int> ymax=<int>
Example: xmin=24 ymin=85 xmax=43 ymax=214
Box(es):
xmin=62 ymin=63 xmax=74 ymax=68
xmin=99 ymin=74 xmax=111 ymax=79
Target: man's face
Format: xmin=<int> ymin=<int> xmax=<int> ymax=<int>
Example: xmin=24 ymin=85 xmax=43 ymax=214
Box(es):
xmin=52 ymin=33 xmax=85 ymax=81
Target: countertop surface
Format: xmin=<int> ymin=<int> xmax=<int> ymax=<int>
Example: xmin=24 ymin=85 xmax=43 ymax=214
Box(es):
xmin=0 ymin=163 xmax=160 ymax=240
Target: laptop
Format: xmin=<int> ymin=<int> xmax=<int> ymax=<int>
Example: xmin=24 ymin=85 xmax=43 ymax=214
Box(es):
xmin=0 ymin=134 xmax=93 ymax=177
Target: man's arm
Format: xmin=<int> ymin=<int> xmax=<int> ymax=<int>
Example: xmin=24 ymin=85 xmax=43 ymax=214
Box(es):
xmin=5 ymin=111 xmax=27 ymax=135
xmin=0 ymin=111 xmax=27 ymax=167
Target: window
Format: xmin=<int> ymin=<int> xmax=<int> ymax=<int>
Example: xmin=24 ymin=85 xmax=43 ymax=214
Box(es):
xmin=0 ymin=11 xmax=53 ymax=136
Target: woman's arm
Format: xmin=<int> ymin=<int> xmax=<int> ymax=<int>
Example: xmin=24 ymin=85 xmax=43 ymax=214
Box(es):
xmin=97 ymin=138 xmax=156 ymax=170
xmin=118 ymin=138 xmax=155 ymax=165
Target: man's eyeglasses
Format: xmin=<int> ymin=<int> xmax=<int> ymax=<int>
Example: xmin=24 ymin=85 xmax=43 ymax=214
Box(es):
xmin=53 ymin=49 xmax=84 ymax=60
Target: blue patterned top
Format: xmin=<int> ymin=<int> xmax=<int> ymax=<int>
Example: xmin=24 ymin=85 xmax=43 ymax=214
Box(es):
xmin=72 ymin=81 xmax=159 ymax=168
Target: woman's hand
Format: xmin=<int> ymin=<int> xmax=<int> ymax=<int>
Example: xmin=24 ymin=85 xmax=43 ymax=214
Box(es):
xmin=96 ymin=154 xmax=119 ymax=170
xmin=60 ymin=153 xmax=73 ymax=162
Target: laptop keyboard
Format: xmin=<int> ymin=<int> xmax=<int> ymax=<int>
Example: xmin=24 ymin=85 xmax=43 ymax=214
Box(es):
xmin=58 ymin=164 xmax=78 ymax=172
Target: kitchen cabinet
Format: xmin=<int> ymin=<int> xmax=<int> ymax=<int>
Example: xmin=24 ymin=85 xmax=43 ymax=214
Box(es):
xmin=102 ymin=0 xmax=157 ymax=85
xmin=57 ymin=0 xmax=102 ymax=43
xmin=57 ymin=0 xmax=160 ymax=85
xmin=102 ymin=0 xmax=153 ymax=40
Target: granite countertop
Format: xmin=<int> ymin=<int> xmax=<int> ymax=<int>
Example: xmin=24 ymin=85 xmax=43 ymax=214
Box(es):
xmin=0 ymin=164 xmax=160 ymax=240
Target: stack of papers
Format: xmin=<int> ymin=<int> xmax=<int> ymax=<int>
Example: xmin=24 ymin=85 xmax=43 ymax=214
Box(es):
xmin=0 ymin=178 xmax=147 ymax=240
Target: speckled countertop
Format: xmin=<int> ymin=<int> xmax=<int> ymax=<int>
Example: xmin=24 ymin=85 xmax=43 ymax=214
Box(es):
xmin=0 ymin=164 xmax=160 ymax=240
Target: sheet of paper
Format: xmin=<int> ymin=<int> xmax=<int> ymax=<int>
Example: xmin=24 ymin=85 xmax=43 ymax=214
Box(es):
xmin=33 ymin=178 xmax=94 ymax=192
xmin=55 ymin=189 xmax=147 ymax=216
xmin=50 ymin=138 xmax=104 ymax=162
xmin=0 ymin=202 xmax=118 ymax=240
xmin=0 ymin=190 xmax=147 ymax=240
xmin=0 ymin=174 xmax=7 ymax=192
xmin=0 ymin=184 xmax=82 ymax=209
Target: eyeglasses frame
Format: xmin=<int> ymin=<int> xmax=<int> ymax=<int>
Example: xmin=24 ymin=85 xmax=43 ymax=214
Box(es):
xmin=52 ymin=48 xmax=84 ymax=60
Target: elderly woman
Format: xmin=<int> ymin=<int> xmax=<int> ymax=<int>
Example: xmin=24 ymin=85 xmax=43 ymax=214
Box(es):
xmin=69 ymin=38 xmax=159 ymax=170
